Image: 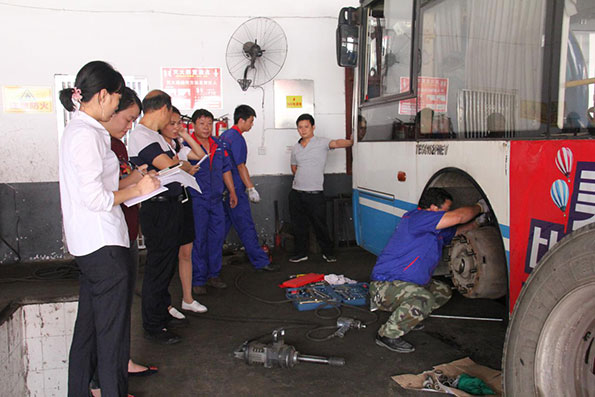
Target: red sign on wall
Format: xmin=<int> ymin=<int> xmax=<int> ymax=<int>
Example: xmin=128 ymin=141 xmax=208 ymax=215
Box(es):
xmin=161 ymin=67 xmax=222 ymax=110
xmin=398 ymin=76 xmax=448 ymax=116
xmin=509 ymin=140 xmax=595 ymax=308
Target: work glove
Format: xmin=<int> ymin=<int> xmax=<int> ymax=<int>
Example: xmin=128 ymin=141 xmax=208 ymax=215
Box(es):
xmin=476 ymin=199 xmax=489 ymax=213
xmin=247 ymin=187 xmax=260 ymax=203
xmin=475 ymin=213 xmax=489 ymax=226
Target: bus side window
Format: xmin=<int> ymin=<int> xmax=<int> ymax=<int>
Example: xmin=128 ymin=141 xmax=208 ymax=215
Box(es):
xmin=487 ymin=113 xmax=506 ymax=139
xmin=414 ymin=108 xmax=454 ymax=139
xmin=415 ymin=108 xmax=434 ymax=135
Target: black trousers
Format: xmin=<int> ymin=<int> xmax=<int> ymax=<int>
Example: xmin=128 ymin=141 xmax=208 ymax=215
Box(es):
xmin=288 ymin=189 xmax=334 ymax=257
xmin=90 ymin=241 xmax=139 ymax=390
xmin=139 ymin=199 xmax=184 ymax=333
xmin=68 ymin=245 xmax=133 ymax=397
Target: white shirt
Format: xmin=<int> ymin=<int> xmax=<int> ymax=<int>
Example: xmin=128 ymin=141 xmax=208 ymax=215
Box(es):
xmin=166 ymin=137 xmax=191 ymax=161
xmin=59 ymin=111 xmax=129 ymax=256
xmin=176 ymin=144 xmax=191 ymax=161
xmin=127 ymin=124 xmax=173 ymax=162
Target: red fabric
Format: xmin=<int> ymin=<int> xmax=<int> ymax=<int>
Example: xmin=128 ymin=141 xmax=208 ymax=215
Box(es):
xmin=279 ymin=273 xmax=325 ymax=288
xmin=208 ymin=137 xmax=218 ymax=167
xmin=190 ymin=135 xmax=222 ymax=167
xmin=110 ymin=137 xmax=139 ymax=241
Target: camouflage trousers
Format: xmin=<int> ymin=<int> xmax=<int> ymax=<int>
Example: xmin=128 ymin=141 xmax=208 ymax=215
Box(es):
xmin=370 ymin=279 xmax=452 ymax=338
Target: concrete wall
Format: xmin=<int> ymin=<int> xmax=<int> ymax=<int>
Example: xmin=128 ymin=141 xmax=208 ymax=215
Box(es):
xmin=0 ymin=0 xmax=358 ymax=264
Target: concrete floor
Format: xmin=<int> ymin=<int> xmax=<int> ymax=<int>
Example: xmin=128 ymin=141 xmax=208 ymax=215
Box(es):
xmin=0 ymin=247 xmax=507 ymax=396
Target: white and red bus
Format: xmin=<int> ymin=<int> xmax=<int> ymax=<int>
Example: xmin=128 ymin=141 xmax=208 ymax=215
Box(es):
xmin=336 ymin=0 xmax=594 ymax=394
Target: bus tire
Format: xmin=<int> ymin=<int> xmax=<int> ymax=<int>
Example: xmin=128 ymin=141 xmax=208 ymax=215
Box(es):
xmin=502 ymin=222 xmax=595 ymax=396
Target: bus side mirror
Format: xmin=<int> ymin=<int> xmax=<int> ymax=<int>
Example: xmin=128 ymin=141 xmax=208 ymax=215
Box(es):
xmin=336 ymin=7 xmax=359 ymax=68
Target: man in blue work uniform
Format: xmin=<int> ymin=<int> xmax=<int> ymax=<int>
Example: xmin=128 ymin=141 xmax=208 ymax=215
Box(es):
xmin=370 ymin=188 xmax=488 ymax=353
xmin=219 ymin=105 xmax=276 ymax=271
xmin=187 ymin=109 xmax=238 ymax=296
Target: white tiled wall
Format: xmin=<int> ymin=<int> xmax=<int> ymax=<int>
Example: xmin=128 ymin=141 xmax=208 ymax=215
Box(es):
xmin=0 ymin=307 xmax=26 ymax=396
xmin=0 ymin=301 xmax=78 ymax=397
xmin=24 ymin=302 xmax=77 ymax=396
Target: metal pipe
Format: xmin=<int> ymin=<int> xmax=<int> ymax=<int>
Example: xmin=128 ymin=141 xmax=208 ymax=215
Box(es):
xmin=298 ymin=354 xmax=345 ymax=366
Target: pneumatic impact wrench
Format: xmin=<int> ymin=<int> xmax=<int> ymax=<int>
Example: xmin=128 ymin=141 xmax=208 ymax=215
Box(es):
xmin=234 ymin=328 xmax=345 ymax=368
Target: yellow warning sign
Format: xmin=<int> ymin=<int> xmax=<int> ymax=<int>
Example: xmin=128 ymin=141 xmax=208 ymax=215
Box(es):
xmin=286 ymin=95 xmax=303 ymax=108
xmin=3 ymin=86 xmax=52 ymax=113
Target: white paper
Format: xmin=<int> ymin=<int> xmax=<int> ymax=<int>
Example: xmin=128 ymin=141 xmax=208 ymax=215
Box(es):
xmin=123 ymin=186 xmax=168 ymax=207
xmin=158 ymin=168 xmax=202 ymax=194
xmin=124 ymin=160 xmax=205 ymax=207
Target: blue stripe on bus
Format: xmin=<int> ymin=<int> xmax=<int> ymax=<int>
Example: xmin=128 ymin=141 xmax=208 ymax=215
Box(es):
xmin=357 ymin=203 xmax=400 ymax=255
xmin=357 ymin=190 xmax=418 ymax=212
xmin=353 ymin=189 xmax=401 ymax=255
xmin=499 ymin=225 xmax=510 ymax=239
xmin=353 ymin=188 xmax=511 ymax=259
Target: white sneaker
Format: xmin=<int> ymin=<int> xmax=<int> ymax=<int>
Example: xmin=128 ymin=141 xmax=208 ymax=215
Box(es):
xmin=168 ymin=306 xmax=186 ymax=319
xmin=181 ymin=300 xmax=208 ymax=313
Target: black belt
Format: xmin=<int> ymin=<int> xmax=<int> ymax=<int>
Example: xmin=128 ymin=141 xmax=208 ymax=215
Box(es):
xmin=149 ymin=193 xmax=185 ymax=203
xmin=294 ymin=189 xmax=323 ymax=195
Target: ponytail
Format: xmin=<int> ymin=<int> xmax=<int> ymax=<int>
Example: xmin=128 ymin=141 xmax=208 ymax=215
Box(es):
xmin=59 ymin=87 xmax=77 ymax=112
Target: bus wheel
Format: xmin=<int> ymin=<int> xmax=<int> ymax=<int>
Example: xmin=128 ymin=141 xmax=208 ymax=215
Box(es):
xmin=448 ymin=226 xmax=507 ymax=299
xmin=503 ymin=223 xmax=595 ymax=396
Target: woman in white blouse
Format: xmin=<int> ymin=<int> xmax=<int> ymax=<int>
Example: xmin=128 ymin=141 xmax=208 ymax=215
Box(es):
xmin=58 ymin=61 xmax=159 ymax=397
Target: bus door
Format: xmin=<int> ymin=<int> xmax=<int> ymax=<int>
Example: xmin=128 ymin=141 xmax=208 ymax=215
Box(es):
xmin=351 ymin=0 xmax=420 ymax=254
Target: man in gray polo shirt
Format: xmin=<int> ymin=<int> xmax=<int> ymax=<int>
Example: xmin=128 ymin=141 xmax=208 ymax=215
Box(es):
xmin=289 ymin=113 xmax=353 ymax=263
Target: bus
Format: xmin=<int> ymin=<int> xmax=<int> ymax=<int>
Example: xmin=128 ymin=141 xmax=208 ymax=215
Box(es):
xmin=336 ymin=0 xmax=595 ymax=395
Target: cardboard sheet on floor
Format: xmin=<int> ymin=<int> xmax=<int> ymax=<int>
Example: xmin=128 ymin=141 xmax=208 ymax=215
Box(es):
xmin=392 ymin=357 xmax=502 ymax=396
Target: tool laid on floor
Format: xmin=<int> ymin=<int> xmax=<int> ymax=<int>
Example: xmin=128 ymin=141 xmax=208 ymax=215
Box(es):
xmin=234 ymin=328 xmax=345 ymax=368
xmin=334 ymin=317 xmax=365 ymax=338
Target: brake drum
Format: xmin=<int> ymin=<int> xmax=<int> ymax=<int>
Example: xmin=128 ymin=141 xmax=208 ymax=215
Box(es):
xmin=447 ymin=226 xmax=507 ymax=299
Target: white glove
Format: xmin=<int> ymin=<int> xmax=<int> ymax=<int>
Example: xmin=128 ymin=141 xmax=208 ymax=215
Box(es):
xmin=476 ymin=199 xmax=489 ymax=213
xmin=475 ymin=213 xmax=488 ymax=226
xmin=247 ymin=187 xmax=260 ymax=203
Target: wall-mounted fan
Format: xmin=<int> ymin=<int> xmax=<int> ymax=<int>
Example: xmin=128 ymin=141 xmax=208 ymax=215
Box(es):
xmin=226 ymin=17 xmax=288 ymax=91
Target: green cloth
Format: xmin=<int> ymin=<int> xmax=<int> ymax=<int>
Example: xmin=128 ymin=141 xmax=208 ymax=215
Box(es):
xmin=456 ymin=373 xmax=495 ymax=395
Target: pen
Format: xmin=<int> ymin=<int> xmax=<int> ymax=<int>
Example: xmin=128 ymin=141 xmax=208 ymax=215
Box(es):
xmin=126 ymin=160 xmax=146 ymax=176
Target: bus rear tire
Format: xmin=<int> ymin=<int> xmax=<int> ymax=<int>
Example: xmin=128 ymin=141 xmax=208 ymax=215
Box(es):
xmin=503 ymin=223 xmax=595 ymax=396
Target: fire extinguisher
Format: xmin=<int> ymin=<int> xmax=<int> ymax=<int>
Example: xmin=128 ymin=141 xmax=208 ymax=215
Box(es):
xmin=261 ymin=241 xmax=273 ymax=264
xmin=215 ymin=114 xmax=229 ymax=137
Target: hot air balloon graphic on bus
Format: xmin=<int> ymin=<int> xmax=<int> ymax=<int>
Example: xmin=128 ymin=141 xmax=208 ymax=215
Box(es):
xmin=550 ymin=179 xmax=569 ymax=215
xmin=555 ymin=147 xmax=574 ymax=181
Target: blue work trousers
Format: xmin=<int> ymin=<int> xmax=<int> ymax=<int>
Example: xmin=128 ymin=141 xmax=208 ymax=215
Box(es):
xmin=224 ymin=190 xmax=269 ymax=269
xmin=191 ymin=198 xmax=225 ymax=286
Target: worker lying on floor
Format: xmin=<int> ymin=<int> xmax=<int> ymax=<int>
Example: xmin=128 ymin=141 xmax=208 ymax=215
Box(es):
xmin=369 ymin=188 xmax=488 ymax=353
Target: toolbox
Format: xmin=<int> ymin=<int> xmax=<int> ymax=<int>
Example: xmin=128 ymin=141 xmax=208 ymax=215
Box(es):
xmin=286 ymin=283 xmax=369 ymax=311
xmin=332 ymin=283 xmax=369 ymax=306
